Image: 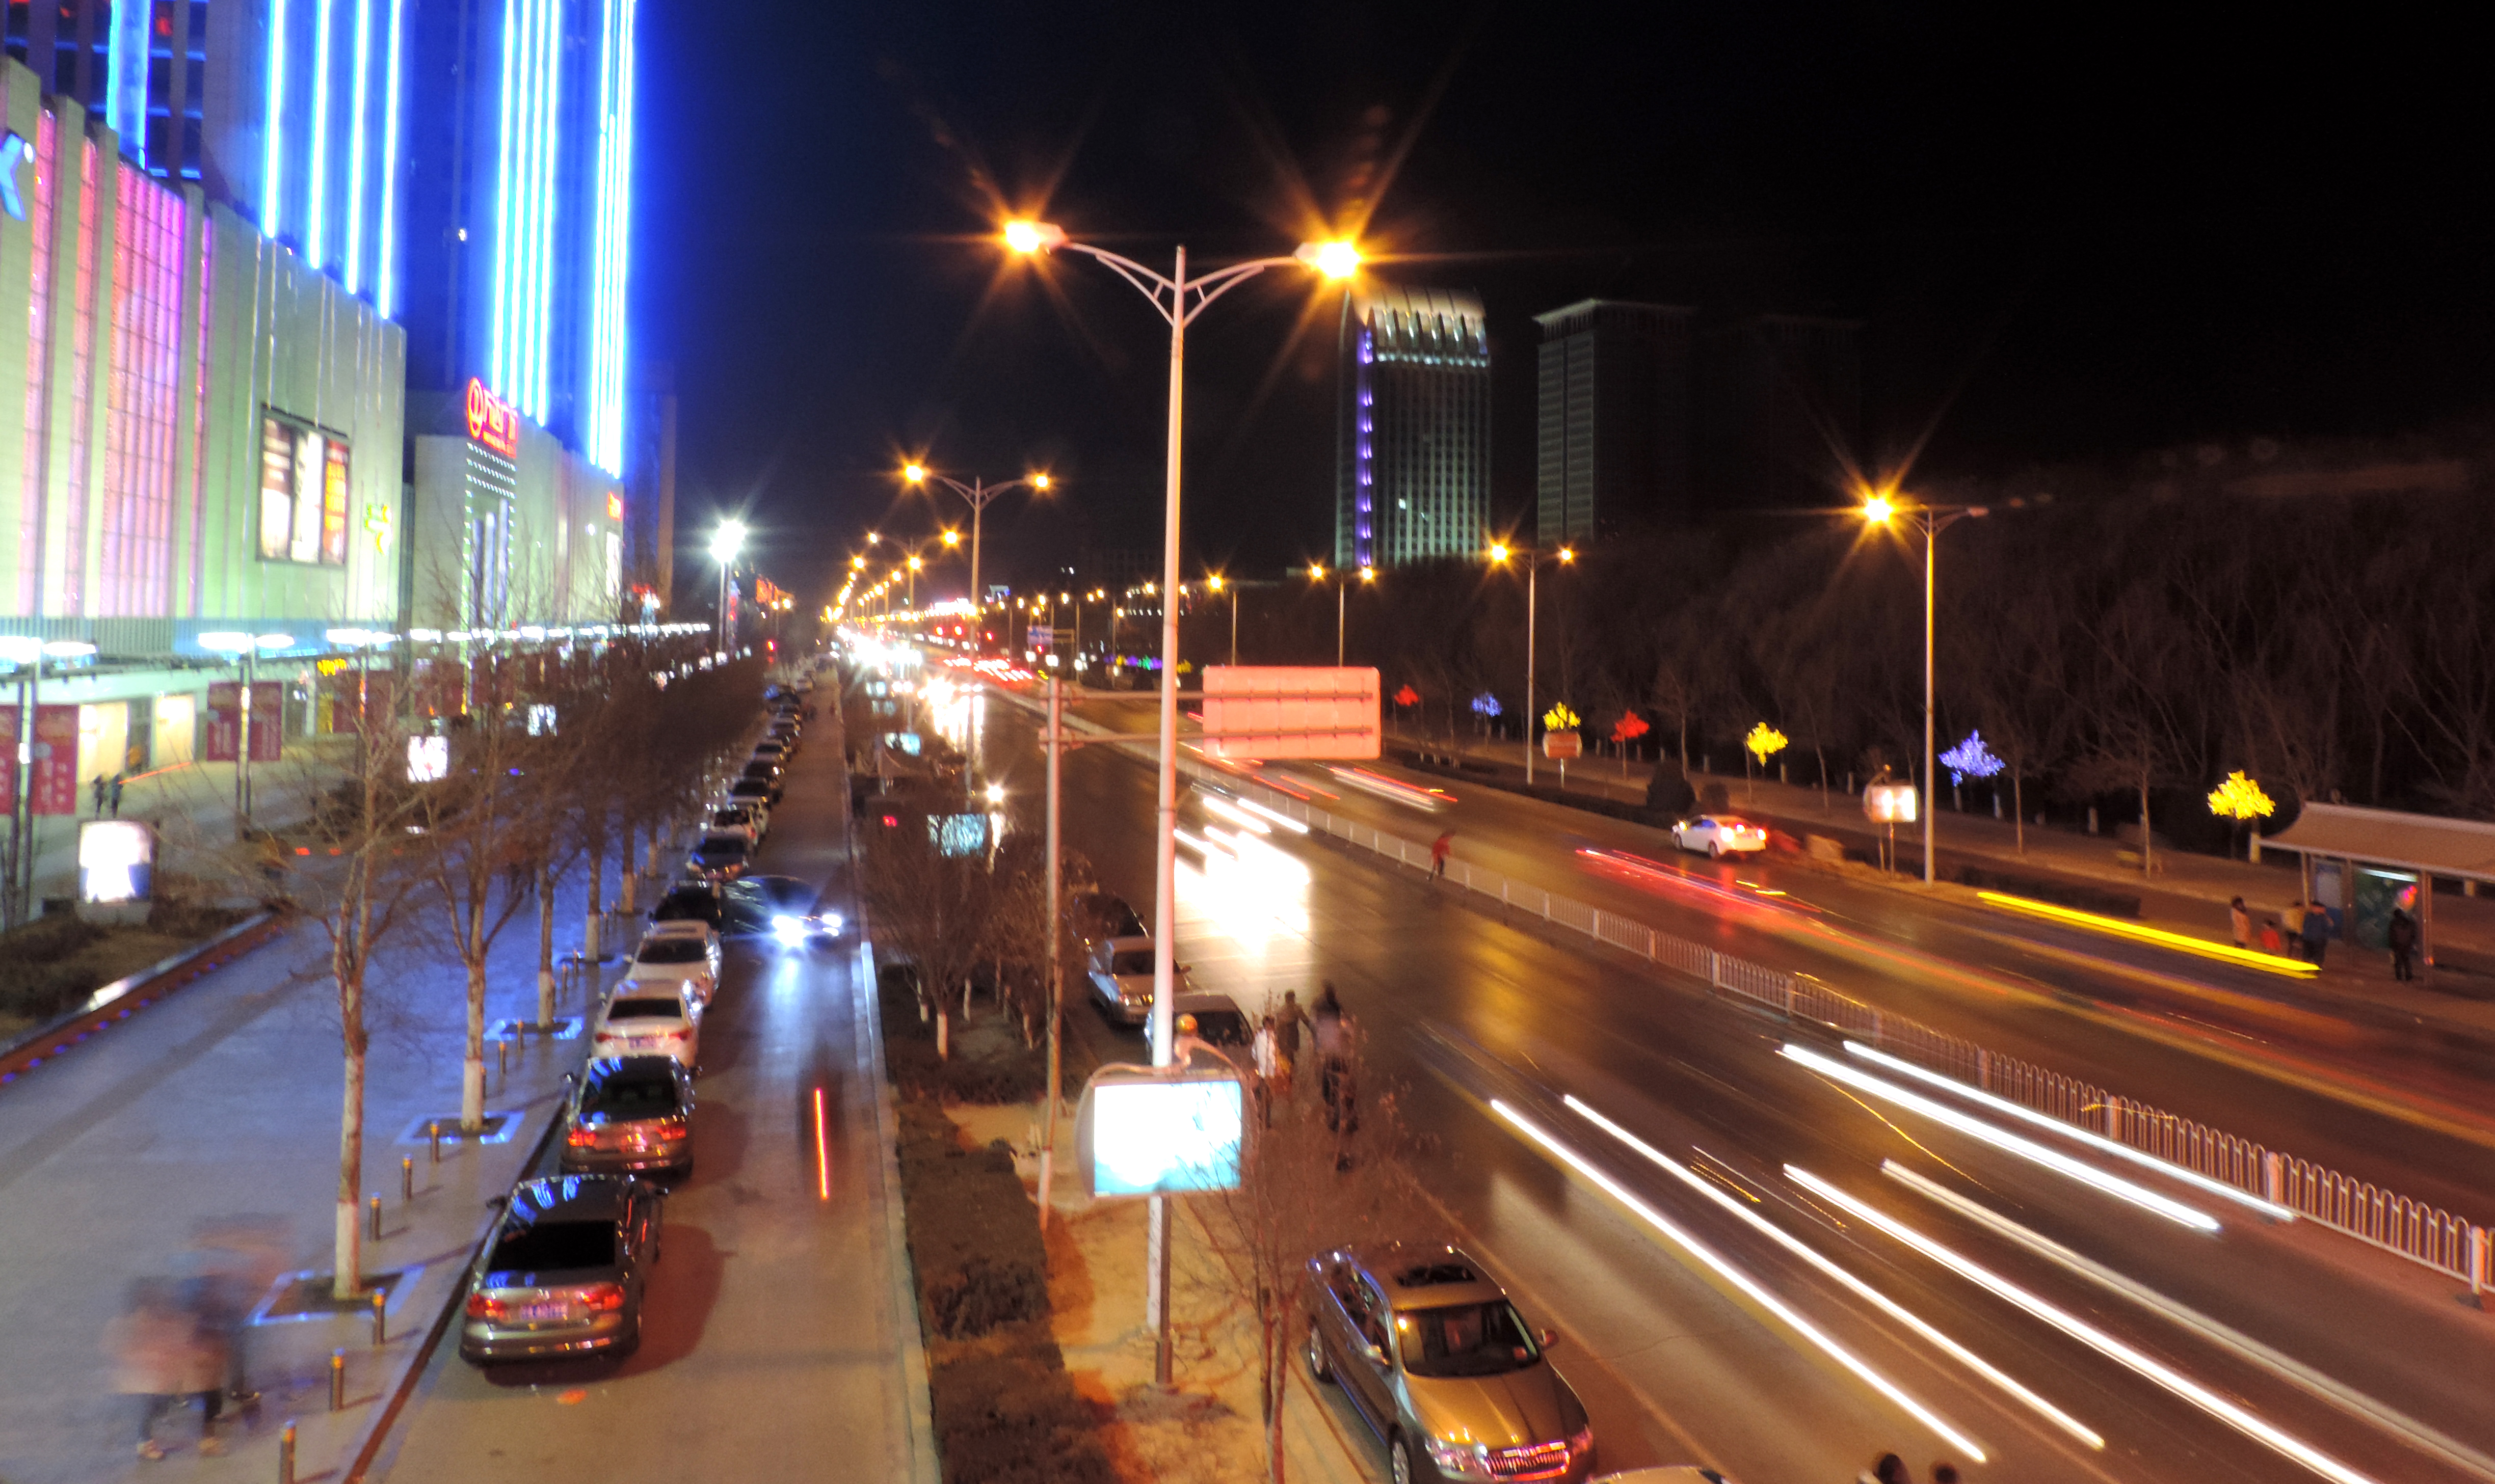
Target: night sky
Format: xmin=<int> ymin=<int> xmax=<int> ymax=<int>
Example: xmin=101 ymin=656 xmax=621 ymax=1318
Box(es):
xmin=634 ymin=2 xmax=2494 ymax=604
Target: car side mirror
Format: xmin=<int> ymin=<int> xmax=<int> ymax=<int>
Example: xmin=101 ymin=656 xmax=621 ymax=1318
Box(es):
xmin=1362 ymin=1341 xmax=1386 ymax=1366
xmin=1539 ymin=1328 xmax=1559 ymax=1350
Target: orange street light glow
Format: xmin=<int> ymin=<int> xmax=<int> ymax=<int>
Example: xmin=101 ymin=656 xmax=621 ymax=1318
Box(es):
xmin=1976 ymin=892 xmax=2317 ymax=976
xmin=1863 ymin=495 xmax=1896 ymax=524
xmin=1003 ymin=220 xmax=1067 ymax=254
xmin=1032 ymin=473 xmax=1051 ymax=491
xmin=1488 ymin=543 xmax=1510 ymax=563
xmin=1295 ymin=240 xmax=1363 ymax=279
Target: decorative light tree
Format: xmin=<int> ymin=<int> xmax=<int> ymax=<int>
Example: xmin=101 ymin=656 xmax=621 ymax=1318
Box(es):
xmin=1940 ymin=729 xmax=2006 ymax=815
xmin=1744 ymin=722 xmax=1789 ymax=800
xmin=1611 ymin=711 xmax=1651 ymax=777
xmin=2207 ymin=770 xmax=2276 ymax=861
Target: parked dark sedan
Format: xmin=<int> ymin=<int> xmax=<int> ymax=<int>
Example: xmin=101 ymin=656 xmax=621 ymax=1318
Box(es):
xmin=459 ymin=1175 xmax=662 ymax=1363
xmin=652 ymin=879 xmax=789 ymax=938
xmin=560 ymin=1058 xmax=696 ymax=1177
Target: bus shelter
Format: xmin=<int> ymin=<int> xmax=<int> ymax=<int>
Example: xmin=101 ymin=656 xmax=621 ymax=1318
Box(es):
xmin=2261 ymin=802 xmax=2495 ymax=968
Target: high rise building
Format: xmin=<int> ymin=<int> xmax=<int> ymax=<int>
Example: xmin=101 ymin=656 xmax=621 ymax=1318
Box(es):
xmin=1335 ymin=283 xmax=1492 ymax=569
xmin=1697 ymin=314 xmax=1862 ymax=512
xmin=1534 ymin=300 xmax=1695 ymax=545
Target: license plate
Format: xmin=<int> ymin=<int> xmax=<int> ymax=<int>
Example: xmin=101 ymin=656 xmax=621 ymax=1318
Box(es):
xmin=513 ymin=1301 xmax=572 ymax=1323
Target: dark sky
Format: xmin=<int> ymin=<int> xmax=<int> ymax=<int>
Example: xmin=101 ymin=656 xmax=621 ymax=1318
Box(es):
xmin=635 ymin=2 xmax=2494 ymax=606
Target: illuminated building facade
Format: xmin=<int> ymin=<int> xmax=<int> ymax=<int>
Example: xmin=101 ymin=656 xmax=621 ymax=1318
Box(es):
xmin=400 ymin=377 xmax=623 ymax=631
xmin=1334 ymin=283 xmax=1491 ymax=570
xmin=1534 ymin=300 xmax=1695 ymax=544
xmin=401 ymin=0 xmax=636 ymax=475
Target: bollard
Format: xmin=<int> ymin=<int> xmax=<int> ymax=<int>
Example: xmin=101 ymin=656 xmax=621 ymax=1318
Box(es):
xmin=429 ymin=1120 xmax=442 ymax=1164
xmin=280 ymin=1420 xmax=297 ymax=1484
xmin=367 ymin=1194 xmax=382 ymax=1240
xmin=371 ymin=1289 xmax=388 ymax=1345
xmin=328 ymin=1351 xmax=345 ymax=1410
xmin=497 ymin=1037 xmax=508 ymax=1083
xmin=401 ymin=1156 xmax=414 ymax=1201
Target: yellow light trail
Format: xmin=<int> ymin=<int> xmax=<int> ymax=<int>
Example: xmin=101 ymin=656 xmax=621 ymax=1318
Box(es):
xmin=1977 ymin=892 xmax=2316 ymax=977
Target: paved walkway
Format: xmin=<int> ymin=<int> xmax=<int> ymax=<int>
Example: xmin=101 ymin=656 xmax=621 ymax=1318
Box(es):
xmin=0 ymin=804 xmax=681 ymax=1483
xmin=16 ymin=742 xmax=355 ymax=908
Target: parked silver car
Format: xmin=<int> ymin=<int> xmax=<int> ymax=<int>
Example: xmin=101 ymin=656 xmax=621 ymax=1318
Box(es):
xmin=1307 ymin=1244 xmax=1592 ymax=1484
xmin=560 ymin=1057 xmax=696 ymax=1178
xmin=459 ymin=1175 xmax=661 ymax=1362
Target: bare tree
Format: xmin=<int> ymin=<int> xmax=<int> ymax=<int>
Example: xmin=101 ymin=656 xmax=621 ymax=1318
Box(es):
xmin=859 ymin=801 xmax=995 ymax=1041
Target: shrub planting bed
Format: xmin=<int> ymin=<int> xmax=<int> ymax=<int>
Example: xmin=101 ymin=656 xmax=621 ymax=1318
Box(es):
xmin=0 ymin=902 xmax=248 ymax=1038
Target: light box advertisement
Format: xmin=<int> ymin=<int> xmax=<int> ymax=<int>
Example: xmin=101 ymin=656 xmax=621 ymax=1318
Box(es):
xmin=78 ymin=821 xmax=155 ymax=904
xmin=1076 ymin=1069 xmax=1245 ymax=1198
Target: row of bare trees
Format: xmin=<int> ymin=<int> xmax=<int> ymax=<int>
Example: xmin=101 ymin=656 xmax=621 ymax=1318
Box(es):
xmin=1185 ymin=490 xmax=2495 ymax=844
xmin=246 ymin=641 xmax=765 ymax=1299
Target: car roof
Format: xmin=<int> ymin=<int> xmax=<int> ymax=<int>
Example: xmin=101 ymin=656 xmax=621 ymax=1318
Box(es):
xmin=1175 ymin=989 xmax=1242 ymax=1014
xmin=1345 ymin=1243 xmax=1509 ymax=1310
xmin=507 ymin=1173 xmax=634 ymax=1222
xmin=609 ymin=981 xmax=689 ymax=1005
xmin=645 ymin=920 xmax=713 ymax=939
xmin=582 ymin=1055 xmax=684 ymax=1088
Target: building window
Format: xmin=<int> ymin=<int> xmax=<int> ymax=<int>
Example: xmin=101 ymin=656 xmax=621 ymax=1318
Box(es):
xmin=258 ymin=414 xmax=351 ymax=565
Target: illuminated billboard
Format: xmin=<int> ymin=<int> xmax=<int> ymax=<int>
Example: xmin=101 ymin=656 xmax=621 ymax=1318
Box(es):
xmin=78 ymin=821 xmax=155 ymax=905
xmin=258 ymin=415 xmax=351 ymax=565
xmin=1199 ymin=666 xmax=1381 ymax=761
xmin=1076 ymin=1069 xmax=1245 ymax=1197
xmin=464 ymin=377 xmax=522 ymax=457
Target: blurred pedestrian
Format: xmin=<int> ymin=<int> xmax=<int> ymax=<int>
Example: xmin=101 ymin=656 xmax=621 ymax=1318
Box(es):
xmin=1276 ymin=990 xmax=1307 ymax=1074
xmin=1313 ymin=983 xmax=1353 ymax=1133
xmin=109 ymin=1279 xmax=223 ymax=1461
xmin=1430 ymin=830 xmax=1453 ymax=880
xmin=109 ymin=772 xmax=126 ymax=817
xmin=1253 ymin=1015 xmax=1280 ymax=1125
xmin=2388 ymin=906 xmax=2418 ymax=982
xmin=2260 ymin=918 xmax=2285 ymax=955
xmin=91 ymin=773 xmax=108 ymax=818
xmin=194 ymin=1216 xmax=283 ymax=1409
xmin=1856 ymin=1453 xmax=1909 ymax=1484
xmin=2228 ymin=896 xmax=2252 ymax=949
xmin=2282 ymin=900 xmax=2308 ymax=960
xmin=1931 ymin=1465 xmax=1960 ymax=1484
xmin=2301 ymin=901 xmax=2332 ymax=967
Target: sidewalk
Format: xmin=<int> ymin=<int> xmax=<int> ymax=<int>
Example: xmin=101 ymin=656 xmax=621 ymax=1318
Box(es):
xmin=1389 ymin=726 xmax=2495 ymax=1041
xmin=0 ymin=832 xmax=663 ymax=1484
xmin=18 ymin=741 xmax=355 ymax=903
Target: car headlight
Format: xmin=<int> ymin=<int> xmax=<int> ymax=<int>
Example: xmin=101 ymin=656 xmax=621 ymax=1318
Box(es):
xmin=772 ymin=914 xmax=806 ymax=943
xmin=1425 ymin=1439 xmax=1486 ymax=1475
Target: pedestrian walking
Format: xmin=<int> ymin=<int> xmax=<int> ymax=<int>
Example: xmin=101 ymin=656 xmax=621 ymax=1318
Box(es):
xmin=108 ymin=1279 xmax=226 ymax=1460
xmin=1430 ymin=830 xmax=1454 ymax=880
xmin=1275 ymin=989 xmax=1307 ymax=1075
xmin=2228 ymin=896 xmax=2252 ymax=949
xmin=1857 ymin=1453 xmax=1910 ymax=1484
xmin=1313 ymin=982 xmax=1353 ymax=1133
xmin=1252 ymin=1015 xmax=1280 ymax=1125
xmin=2260 ymin=918 xmax=2285 ymax=955
xmin=1931 ymin=1464 xmax=1960 ymax=1484
xmin=91 ymin=773 xmax=109 ymax=818
xmin=2282 ymin=900 xmax=2308 ymax=960
xmin=2388 ymin=906 xmax=2418 ymax=982
xmin=2301 ymin=901 xmax=2332 ymax=967
xmin=109 ymin=772 xmax=126 ymax=817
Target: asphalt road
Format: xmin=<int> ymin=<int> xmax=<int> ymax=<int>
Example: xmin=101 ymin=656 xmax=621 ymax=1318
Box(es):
xmin=368 ymin=698 xmax=921 ymax=1483
xmin=979 ymin=688 xmax=2495 ymax=1484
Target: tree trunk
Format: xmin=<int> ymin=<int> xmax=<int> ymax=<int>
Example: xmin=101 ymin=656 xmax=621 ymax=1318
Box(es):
xmin=334 ymin=967 xmax=367 ymax=1300
xmin=2013 ymin=772 xmax=2026 ymax=854
xmin=2139 ymin=775 xmax=2154 ymax=878
xmin=538 ymin=858 xmax=558 ymax=1026
xmin=585 ymin=844 xmax=605 ymax=961
xmin=462 ymin=935 xmax=488 ymax=1131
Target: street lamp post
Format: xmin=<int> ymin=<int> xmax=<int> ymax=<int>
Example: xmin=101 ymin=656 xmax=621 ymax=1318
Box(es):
xmin=1206 ymin=574 xmax=1236 ymax=666
xmin=1006 ymin=218 xmax=1357 ymax=1387
xmin=1487 ymin=544 xmax=1572 ymax=785
xmin=709 ymin=521 xmax=746 ymax=655
xmin=905 ymin=465 xmax=1051 ymax=644
xmin=1860 ymin=493 xmax=1986 ymax=884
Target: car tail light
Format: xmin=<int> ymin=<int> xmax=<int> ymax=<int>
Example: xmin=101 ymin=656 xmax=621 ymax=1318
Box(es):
xmin=1568 ymin=1424 xmax=1594 ymax=1456
xmin=465 ymin=1293 xmax=507 ymax=1320
xmin=656 ymin=1120 xmax=689 ymax=1140
xmin=566 ymin=1127 xmax=597 ymax=1147
xmin=575 ymin=1282 xmax=626 ymax=1313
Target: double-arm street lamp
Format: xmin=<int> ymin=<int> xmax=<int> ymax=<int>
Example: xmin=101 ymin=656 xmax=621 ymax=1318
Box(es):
xmin=904 ymin=463 xmax=1051 ymax=643
xmin=1306 ymin=562 xmax=1375 ymax=667
xmin=1205 ymin=574 xmax=1237 ymax=666
xmin=709 ymin=520 xmax=746 ymax=654
xmin=1486 ymin=542 xmax=1574 ymax=785
xmin=1004 ymin=217 xmax=1358 ymax=1387
xmin=1860 ymin=491 xmax=1987 ymax=884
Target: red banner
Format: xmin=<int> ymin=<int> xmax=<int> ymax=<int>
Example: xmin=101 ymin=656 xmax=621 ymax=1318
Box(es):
xmin=0 ymin=703 xmax=17 ymax=812
xmin=248 ymin=682 xmax=285 ymax=763
xmin=204 ymin=682 xmax=241 ymax=763
xmin=30 ymin=705 xmax=79 ymax=815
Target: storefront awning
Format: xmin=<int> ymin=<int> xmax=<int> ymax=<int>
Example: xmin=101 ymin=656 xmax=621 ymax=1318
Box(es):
xmin=2264 ymin=802 xmax=2495 ymax=883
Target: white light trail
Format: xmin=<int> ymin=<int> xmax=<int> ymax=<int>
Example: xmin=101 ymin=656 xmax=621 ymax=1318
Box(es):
xmin=1562 ymin=1095 xmax=2103 ymax=1449
xmin=1201 ymin=795 xmax=1271 ymax=834
xmin=1778 ymin=1044 xmax=2220 ymax=1233
xmin=1239 ymin=797 xmax=1310 ymax=834
xmin=1788 ymin=1165 xmax=2382 ymax=1484
xmin=1844 ymin=1043 xmax=2294 ymax=1221
xmin=1493 ymin=1101 xmax=1987 ymax=1463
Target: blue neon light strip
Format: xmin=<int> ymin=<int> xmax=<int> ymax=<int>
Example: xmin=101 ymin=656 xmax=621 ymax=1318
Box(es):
xmin=490 ymin=0 xmax=522 ymax=395
xmin=589 ymin=0 xmax=618 ymax=471
xmin=534 ymin=0 xmax=561 ymax=420
xmin=264 ymin=0 xmax=289 ymax=237
xmin=377 ymin=0 xmax=406 ymax=316
xmin=308 ymin=0 xmax=335 ymax=266
xmin=344 ymin=0 xmax=373 ymax=292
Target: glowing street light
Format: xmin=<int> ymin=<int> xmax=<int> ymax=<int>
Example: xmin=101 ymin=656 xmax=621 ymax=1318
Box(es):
xmin=710 ymin=520 xmax=747 ymax=652
xmin=1856 ymin=489 xmax=1987 ymax=884
xmin=905 ymin=462 xmax=1052 ymax=632
xmin=1488 ymin=543 xmax=1577 ymax=784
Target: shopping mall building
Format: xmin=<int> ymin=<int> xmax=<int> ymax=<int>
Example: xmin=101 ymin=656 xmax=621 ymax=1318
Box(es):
xmin=0 ymin=59 xmax=628 ymax=787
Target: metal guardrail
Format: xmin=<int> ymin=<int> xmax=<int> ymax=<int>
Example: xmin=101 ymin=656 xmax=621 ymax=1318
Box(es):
xmin=1206 ymin=763 xmax=2494 ymax=1291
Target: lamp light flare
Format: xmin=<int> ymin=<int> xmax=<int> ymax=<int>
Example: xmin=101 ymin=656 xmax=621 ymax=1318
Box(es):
xmin=1031 ymin=472 xmax=1051 ymax=491
xmin=1294 ymin=239 xmax=1363 ymax=279
xmin=1863 ymin=494 xmax=1896 ymax=524
xmin=1003 ymin=219 xmax=1066 ymax=254
xmin=1487 ymin=543 xmax=1510 ymax=563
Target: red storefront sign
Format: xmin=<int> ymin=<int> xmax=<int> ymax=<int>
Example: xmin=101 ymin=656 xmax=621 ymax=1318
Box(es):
xmin=464 ymin=377 xmax=521 ymax=457
xmin=204 ymin=682 xmax=242 ymax=763
xmin=249 ymin=682 xmax=285 ymax=763
xmin=0 ymin=703 xmax=17 ymax=811
xmin=30 ymin=705 xmax=80 ymax=815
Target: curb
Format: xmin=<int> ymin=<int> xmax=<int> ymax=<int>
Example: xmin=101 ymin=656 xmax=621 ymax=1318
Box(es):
xmin=857 ymin=934 xmax=941 ymax=1484
xmin=0 ymin=910 xmax=286 ymax=1086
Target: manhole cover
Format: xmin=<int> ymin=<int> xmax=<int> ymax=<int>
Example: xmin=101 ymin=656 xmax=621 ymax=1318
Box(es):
xmin=397 ymin=1112 xmax=523 ymax=1145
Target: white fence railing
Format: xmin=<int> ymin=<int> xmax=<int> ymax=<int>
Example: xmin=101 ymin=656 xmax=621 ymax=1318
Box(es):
xmin=1203 ymin=763 xmax=2493 ymax=1291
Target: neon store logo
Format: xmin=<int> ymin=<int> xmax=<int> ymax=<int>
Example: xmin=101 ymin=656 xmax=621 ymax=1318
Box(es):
xmin=465 ymin=377 xmax=522 ymax=457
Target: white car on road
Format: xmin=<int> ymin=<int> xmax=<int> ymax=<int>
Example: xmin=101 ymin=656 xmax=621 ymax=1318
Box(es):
xmin=591 ymin=983 xmax=702 ymax=1070
xmin=1670 ymin=815 xmax=1769 ymax=858
xmin=630 ymin=922 xmax=722 ymax=1005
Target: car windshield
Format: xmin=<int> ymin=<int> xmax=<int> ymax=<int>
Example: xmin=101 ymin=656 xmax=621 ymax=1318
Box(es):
xmin=606 ymin=997 xmax=683 ymax=1021
xmin=636 ymin=939 xmax=707 ymax=964
xmin=1396 ymin=1301 xmax=1542 ymax=1378
xmin=735 ymin=878 xmax=812 ymax=908
xmin=1110 ymin=950 xmax=1154 ymax=976
xmin=581 ymin=1076 xmax=680 ymax=1121
xmin=696 ymin=838 xmax=746 ymax=859
xmin=711 ymin=810 xmax=750 ymax=828
xmin=655 ymin=893 xmax=714 ymax=917
xmin=488 ymin=1219 xmax=617 ymax=1275
xmin=730 ymin=781 xmax=767 ymax=797
xmin=1190 ymin=1009 xmax=1250 ymax=1045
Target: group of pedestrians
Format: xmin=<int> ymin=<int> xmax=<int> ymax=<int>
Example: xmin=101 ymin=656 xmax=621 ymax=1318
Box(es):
xmin=2231 ymin=893 xmax=2423 ymax=977
xmin=1245 ymin=983 xmax=1359 ymax=1141
xmin=1861 ymin=1452 xmax=1958 ymax=1484
xmin=90 ymin=770 xmax=127 ymax=818
xmin=106 ymin=1219 xmax=283 ymax=1461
